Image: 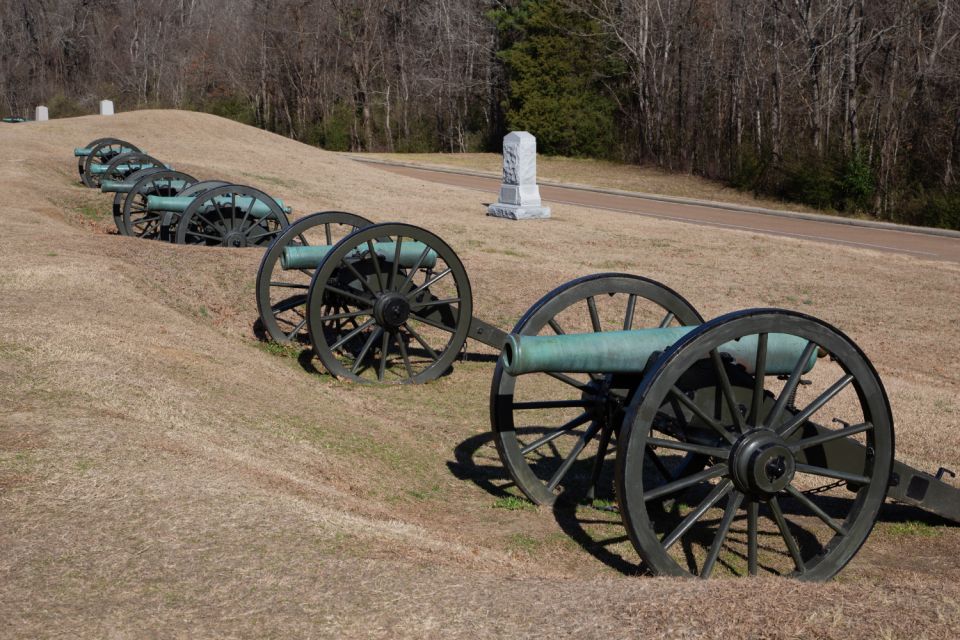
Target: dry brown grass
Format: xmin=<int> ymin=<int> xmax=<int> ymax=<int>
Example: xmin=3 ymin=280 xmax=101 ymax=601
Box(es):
xmin=364 ymin=152 xmax=832 ymax=214
xmin=1 ymin=110 xmax=959 ymax=638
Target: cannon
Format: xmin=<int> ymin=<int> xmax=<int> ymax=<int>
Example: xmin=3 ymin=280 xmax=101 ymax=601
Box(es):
xmin=100 ymin=169 xmax=198 ymax=237
xmin=256 ymin=218 xmax=507 ymax=383
xmin=76 ymin=138 xmax=142 ymax=187
xmin=144 ymin=183 xmax=291 ymax=247
xmin=490 ymin=273 xmax=959 ymax=580
xmin=88 ymin=151 xmax=169 ymax=187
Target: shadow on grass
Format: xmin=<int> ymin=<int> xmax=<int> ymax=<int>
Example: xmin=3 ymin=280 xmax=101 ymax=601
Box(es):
xmin=448 ymin=431 xmax=516 ymax=500
xmin=449 ymin=427 xmax=958 ymax=577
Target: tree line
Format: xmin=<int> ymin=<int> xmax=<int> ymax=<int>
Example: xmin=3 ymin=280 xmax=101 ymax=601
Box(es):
xmin=2 ymin=0 xmax=958 ymax=229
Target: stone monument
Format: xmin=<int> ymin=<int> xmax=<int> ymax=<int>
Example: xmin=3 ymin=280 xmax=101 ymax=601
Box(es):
xmin=100 ymin=100 xmax=114 ymax=116
xmin=487 ymin=131 xmax=550 ymax=220
xmin=35 ymin=105 xmax=48 ymax=121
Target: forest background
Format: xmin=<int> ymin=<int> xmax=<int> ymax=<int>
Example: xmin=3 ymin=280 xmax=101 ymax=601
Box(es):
xmin=2 ymin=0 xmax=959 ymax=229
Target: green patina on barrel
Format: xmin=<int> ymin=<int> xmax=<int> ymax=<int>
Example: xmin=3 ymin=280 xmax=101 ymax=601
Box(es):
xmin=280 ymin=242 xmax=438 ymax=270
xmin=146 ymin=194 xmax=285 ymax=217
xmin=90 ymin=162 xmax=158 ymax=175
xmin=79 ymin=146 xmax=136 ymax=158
xmin=101 ymin=179 xmax=188 ymax=194
xmin=501 ymin=327 xmax=817 ymax=376
xmin=100 ymin=179 xmax=132 ymax=193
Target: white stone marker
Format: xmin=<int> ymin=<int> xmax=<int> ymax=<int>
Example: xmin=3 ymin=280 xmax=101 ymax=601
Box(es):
xmin=487 ymin=131 xmax=551 ymax=220
xmin=35 ymin=105 xmax=49 ymax=121
xmin=100 ymin=100 xmax=115 ymax=116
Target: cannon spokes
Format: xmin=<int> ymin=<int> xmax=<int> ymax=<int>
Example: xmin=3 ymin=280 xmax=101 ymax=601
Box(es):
xmin=616 ymin=309 xmax=895 ymax=580
xmin=490 ymin=273 xmax=705 ymax=507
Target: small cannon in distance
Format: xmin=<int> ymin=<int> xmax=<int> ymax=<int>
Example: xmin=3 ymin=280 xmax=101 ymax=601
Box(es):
xmin=490 ymin=273 xmax=959 ymax=581
xmin=75 ymin=138 xmax=143 ymax=187
xmin=143 ymin=183 xmax=292 ymax=247
xmin=256 ymin=214 xmax=508 ymax=383
xmin=100 ymin=169 xmax=198 ymax=237
xmin=87 ymin=151 xmax=169 ymax=186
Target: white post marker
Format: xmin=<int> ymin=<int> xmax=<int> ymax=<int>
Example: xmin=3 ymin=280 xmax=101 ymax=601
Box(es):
xmin=487 ymin=131 xmax=551 ymax=220
xmin=35 ymin=105 xmax=49 ymax=121
xmin=100 ymin=100 xmax=115 ymax=116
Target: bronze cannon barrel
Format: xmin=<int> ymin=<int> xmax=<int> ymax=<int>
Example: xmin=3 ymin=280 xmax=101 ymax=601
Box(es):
xmin=280 ymin=242 xmax=438 ymax=270
xmin=501 ymin=327 xmax=818 ymax=376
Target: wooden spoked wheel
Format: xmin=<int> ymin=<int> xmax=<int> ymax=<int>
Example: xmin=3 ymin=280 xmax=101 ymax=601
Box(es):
xmin=78 ymin=137 xmax=124 ymax=182
xmin=81 ymin=140 xmax=142 ymax=187
xmin=121 ymin=170 xmax=198 ymax=238
xmin=616 ymin=309 xmax=894 ymax=580
xmin=158 ymin=181 xmax=230 ymax=242
xmin=306 ymin=222 xmax=472 ymax=384
xmin=100 ymin=152 xmax=166 ymax=184
xmin=490 ymin=273 xmax=704 ymax=506
xmin=256 ymin=211 xmax=373 ymax=344
xmin=174 ymin=184 xmax=289 ymax=247
xmin=110 ymin=167 xmax=164 ymax=232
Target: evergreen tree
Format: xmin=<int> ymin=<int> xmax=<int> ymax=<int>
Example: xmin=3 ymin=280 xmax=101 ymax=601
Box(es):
xmin=490 ymin=0 xmax=617 ymax=157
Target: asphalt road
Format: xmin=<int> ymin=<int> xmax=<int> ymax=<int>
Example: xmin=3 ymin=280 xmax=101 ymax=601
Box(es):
xmin=362 ymin=161 xmax=960 ymax=264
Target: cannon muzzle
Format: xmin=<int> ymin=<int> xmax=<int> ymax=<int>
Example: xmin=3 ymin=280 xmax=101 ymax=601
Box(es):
xmin=280 ymin=242 xmax=438 ymax=270
xmin=501 ymin=328 xmax=818 ymax=376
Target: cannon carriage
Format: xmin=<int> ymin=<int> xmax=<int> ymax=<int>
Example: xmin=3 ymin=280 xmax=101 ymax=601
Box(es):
xmin=74 ymin=140 xmax=290 ymax=245
xmin=75 ymin=138 xmax=144 ymax=187
xmin=256 ymin=216 xmax=507 ymax=383
xmin=490 ymin=272 xmax=959 ymax=580
xmin=144 ymin=183 xmax=292 ymax=247
xmin=100 ymin=168 xmax=198 ymax=236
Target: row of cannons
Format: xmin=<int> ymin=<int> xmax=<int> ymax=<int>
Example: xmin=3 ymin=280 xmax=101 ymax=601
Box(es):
xmin=75 ymin=137 xmax=290 ymax=246
xmin=75 ymin=137 xmax=959 ymax=580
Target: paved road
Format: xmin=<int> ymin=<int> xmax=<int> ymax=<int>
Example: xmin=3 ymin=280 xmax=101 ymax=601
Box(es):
xmin=364 ymin=161 xmax=960 ymax=264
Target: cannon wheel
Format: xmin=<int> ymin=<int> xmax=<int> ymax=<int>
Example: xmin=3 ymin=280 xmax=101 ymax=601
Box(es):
xmin=110 ymin=167 xmax=165 ymax=233
xmin=490 ymin=273 xmax=705 ymax=506
xmin=78 ymin=137 xmax=122 ymax=181
xmin=306 ymin=222 xmax=472 ymax=384
xmin=81 ymin=139 xmax=142 ymax=187
xmin=256 ymin=211 xmax=373 ymax=344
xmin=174 ymin=184 xmax=289 ymax=247
xmin=101 ymin=152 xmax=166 ymax=184
xmin=121 ymin=170 xmax=198 ymax=238
xmin=616 ymin=309 xmax=894 ymax=580
xmin=158 ymin=180 xmax=230 ymax=242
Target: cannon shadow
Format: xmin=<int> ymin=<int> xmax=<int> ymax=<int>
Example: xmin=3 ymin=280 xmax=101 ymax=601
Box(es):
xmin=450 ymin=432 xmax=956 ymax=576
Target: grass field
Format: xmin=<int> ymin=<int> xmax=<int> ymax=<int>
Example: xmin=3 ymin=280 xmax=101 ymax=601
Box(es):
xmin=1 ymin=111 xmax=959 ymax=638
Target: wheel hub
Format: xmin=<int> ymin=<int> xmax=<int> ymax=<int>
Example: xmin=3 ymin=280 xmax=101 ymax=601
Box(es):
xmin=729 ymin=429 xmax=796 ymax=496
xmin=373 ymin=292 xmax=411 ymax=329
xmin=224 ymin=230 xmax=247 ymax=248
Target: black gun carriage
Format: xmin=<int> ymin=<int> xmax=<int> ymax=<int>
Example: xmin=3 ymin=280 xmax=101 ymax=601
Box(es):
xmin=73 ymin=140 xmax=290 ymax=245
xmin=489 ymin=272 xmax=959 ymax=580
xmin=256 ymin=214 xmax=508 ymax=383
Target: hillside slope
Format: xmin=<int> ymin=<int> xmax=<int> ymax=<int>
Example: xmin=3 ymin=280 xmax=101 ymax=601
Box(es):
xmin=1 ymin=110 xmax=959 ymax=638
